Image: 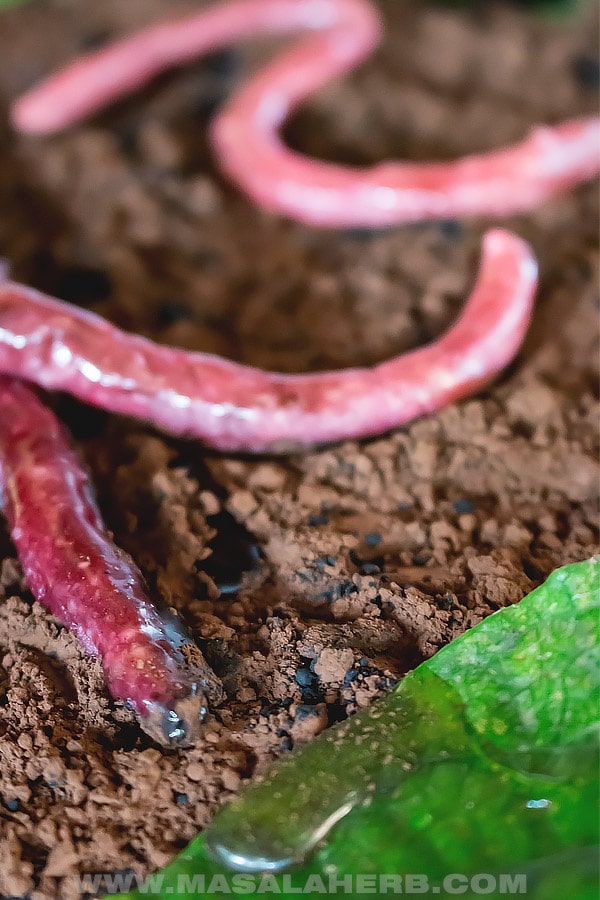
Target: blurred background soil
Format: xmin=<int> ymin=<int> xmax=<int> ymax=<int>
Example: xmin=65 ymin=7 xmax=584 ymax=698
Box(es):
xmin=0 ymin=0 xmax=597 ymax=896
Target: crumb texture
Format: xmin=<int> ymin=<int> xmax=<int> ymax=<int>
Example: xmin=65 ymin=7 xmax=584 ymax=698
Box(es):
xmin=0 ymin=0 xmax=597 ymax=895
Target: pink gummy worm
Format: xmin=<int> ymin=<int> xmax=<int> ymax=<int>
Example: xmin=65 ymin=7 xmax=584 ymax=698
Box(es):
xmin=0 ymin=229 xmax=537 ymax=453
xmin=0 ymin=376 xmax=222 ymax=745
xmin=11 ymin=0 xmax=600 ymax=227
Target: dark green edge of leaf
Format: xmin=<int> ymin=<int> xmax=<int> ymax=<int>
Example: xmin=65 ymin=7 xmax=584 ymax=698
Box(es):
xmin=124 ymin=556 xmax=599 ymax=898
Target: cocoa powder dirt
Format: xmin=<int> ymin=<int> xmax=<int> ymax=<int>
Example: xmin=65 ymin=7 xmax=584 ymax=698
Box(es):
xmin=0 ymin=0 xmax=598 ymax=896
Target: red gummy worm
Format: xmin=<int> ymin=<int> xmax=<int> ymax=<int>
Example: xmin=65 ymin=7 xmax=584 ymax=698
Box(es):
xmin=0 ymin=229 xmax=537 ymax=452
xmin=0 ymin=0 xmax=582 ymax=738
xmin=11 ymin=0 xmax=600 ymax=226
xmin=0 ymin=376 xmax=222 ymax=745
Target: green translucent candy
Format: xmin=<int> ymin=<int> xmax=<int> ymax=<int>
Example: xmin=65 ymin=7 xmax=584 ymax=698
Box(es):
xmin=128 ymin=557 xmax=599 ymax=899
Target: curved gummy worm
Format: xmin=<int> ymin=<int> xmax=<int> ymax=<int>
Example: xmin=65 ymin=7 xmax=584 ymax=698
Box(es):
xmin=11 ymin=0 xmax=600 ymax=226
xmin=0 ymin=229 xmax=537 ymax=452
xmin=1 ymin=0 xmax=586 ymax=740
xmin=0 ymin=376 xmax=223 ymax=745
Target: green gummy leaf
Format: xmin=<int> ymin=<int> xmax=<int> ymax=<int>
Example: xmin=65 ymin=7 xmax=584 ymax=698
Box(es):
xmin=128 ymin=557 xmax=599 ymax=898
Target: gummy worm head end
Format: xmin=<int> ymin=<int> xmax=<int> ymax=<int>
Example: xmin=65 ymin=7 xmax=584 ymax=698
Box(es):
xmin=141 ymin=692 xmax=211 ymax=748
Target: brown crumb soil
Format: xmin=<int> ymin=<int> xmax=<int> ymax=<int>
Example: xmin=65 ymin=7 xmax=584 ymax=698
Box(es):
xmin=0 ymin=0 xmax=598 ymax=896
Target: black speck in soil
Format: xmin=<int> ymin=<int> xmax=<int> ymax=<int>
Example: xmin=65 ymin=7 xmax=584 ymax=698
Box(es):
xmin=295 ymin=667 xmax=322 ymax=704
xmin=294 ymin=704 xmax=320 ymax=722
xmin=523 ymin=560 xmax=544 ymax=582
xmin=55 ymin=267 xmax=113 ymax=307
xmin=439 ymin=219 xmax=462 ymax=240
xmin=157 ymin=300 xmax=194 ymax=325
xmin=308 ymin=513 xmax=329 ymax=527
xmin=80 ymin=29 xmax=112 ymax=51
xmin=202 ymin=510 xmax=261 ymax=595
xmin=295 ymin=668 xmax=314 ymax=688
xmin=572 ymin=54 xmax=600 ymax=90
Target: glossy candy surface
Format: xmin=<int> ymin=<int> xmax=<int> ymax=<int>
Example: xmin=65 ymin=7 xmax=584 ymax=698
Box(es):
xmin=125 ymin=558 xmax=600 ymax=898
xmin=2 ymin=0 xmax=598 ymax=738
xmin=12 ymin=0 xmax=600 ymax=227
xmin=0 ymin=230 xmax=537 ymax=452
xmin=0 ymin=377 xmax=222 ymax=745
